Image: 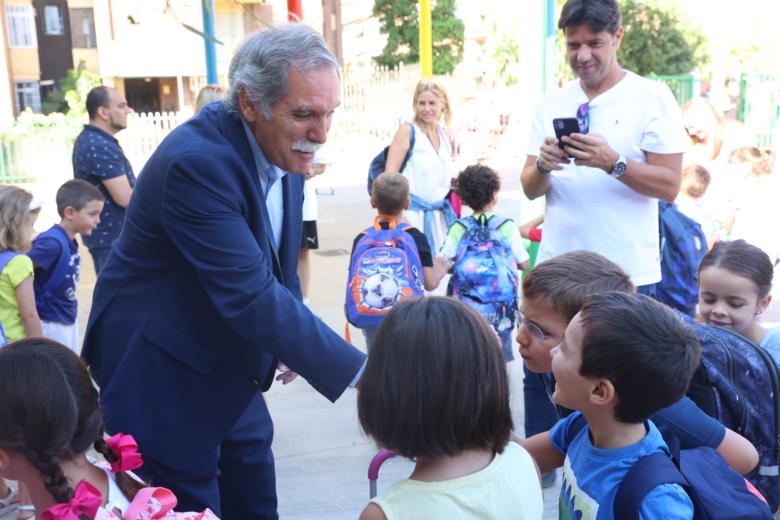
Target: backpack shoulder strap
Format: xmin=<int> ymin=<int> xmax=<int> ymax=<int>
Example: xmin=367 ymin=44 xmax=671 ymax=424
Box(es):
xmin=563 ymin=413 xmax=589 ymax=446
xmin=0 ymin=250 xmax=18 ymax=274
xmin=613 ymin=429 xmax=690 ymax=520
xmin=613 ymin=453 xmax=688 ymax=520
xmin=486 ymin=214 xmax=511 ymax=230
xmin=399 ymin=123 xmax=416 ymax=172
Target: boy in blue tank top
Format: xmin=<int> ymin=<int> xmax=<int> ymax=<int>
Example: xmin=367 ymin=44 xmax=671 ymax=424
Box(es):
xmin=28 ymin=180 xmax=104 ymax=352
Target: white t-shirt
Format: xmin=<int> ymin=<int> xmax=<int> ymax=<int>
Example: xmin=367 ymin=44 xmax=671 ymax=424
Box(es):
xmin=302 ymin=176 xmax=318 ymax=222
xmin=527 ymin=71 xmax=687 ymax=285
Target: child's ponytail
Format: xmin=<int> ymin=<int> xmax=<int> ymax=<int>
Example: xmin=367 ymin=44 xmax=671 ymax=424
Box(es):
xmin=93 ymin=431 xmax=147 ymax=500
xmin=20 ymin=448 xmax=73 ymax=503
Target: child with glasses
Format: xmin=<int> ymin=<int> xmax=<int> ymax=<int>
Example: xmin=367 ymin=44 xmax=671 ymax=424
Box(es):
xmin=517 ymin=250 xmax=759 ymax=477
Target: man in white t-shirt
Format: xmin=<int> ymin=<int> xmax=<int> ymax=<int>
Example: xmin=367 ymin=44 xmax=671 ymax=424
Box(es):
xmin=518 ymin=0 xmax=687 ymax=472
xmin=521 ymin=0 xmax=687 ymax=291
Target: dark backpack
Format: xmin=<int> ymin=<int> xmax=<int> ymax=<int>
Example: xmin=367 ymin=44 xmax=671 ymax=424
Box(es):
xmin=366 ymin=123 xmax=415 ymax=195
xmin=345 ymin=218 xmax=424 ymax=329
xmin=566 ymin=414 xmax=773 ymax=520
xmin=31 ymin=227 xmax=72 ymax=312
xmin=0 ymin=250 xmax=17 ymax=347
xmin=681 ymin=314 xmax=780 ymax=512
xmin=656 ymin=201 xmax=707 ymax=315
xmin=448 ymin=214 xmax=518 ymax=304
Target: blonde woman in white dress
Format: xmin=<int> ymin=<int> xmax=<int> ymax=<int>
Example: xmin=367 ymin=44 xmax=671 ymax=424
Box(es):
xmin=385 ymin=80 xmax=457 ymax=257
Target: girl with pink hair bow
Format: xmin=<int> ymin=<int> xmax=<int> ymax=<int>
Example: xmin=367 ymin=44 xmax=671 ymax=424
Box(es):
xmin=0 ymin=339 xmax=218 ymax=520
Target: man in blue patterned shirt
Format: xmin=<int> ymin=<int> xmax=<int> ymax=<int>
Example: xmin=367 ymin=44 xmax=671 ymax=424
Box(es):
xmin=72 ymin=86 xmax=136 ymax=273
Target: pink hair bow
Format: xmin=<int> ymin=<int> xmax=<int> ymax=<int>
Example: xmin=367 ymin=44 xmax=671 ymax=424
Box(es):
xmin=106 ymin=433 xmax=143 ymax=473
xmin=40 ymin=480 xmax=102 ymax=520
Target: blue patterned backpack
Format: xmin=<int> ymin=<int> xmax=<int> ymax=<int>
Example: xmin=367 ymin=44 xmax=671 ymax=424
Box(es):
xmin=345 ymin=218 xmax=424 ymax=329
xmin=0 ymin=251 xmax=18 ymax=347
xmin=681 ymin=314 xmax=780 ymax=511
xmin=449 ymin=214 xmax=518 ymax=304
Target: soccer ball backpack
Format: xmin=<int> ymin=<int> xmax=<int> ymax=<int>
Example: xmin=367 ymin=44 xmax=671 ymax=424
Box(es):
xmin=448 ymin=214 xmax=518 ymax=330
xmin=346 ymin=217 xmax=425 ymax=329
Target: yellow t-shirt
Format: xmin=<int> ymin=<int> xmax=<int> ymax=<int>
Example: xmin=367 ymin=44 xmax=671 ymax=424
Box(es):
xmin=0 ymin=254 xmax=34 ymax=343
xmin=370 ymin=442 xmax=543 ymax=519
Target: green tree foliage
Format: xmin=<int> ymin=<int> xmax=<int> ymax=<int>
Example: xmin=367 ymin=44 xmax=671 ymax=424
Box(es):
xmin=618 ymin=0 xmax=709 ymax=76
xmin=554 ymin=0 xmax=708 ymax=83
xmin=492 ymin=29 xmax=521 ymax=86
xmin=42 ymin=61 xmax=102 ymax=117
xmin=431 ymin=0 xmax=464 ymax=75
xmin=373 ymin=0 xmax=464 ymax=74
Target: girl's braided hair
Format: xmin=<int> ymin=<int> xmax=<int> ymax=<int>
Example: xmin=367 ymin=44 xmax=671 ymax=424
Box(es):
xmin=29 ymin=339 xmax=147 ymax=501
xmin=0 ymin=341 xmax=78 ymax=504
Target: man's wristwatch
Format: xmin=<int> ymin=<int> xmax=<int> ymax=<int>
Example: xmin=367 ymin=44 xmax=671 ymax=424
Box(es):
xmin=609 ymin=155 xmax=628 ymax=178
xmin=536 ymin=157 xmax=552 ymax=175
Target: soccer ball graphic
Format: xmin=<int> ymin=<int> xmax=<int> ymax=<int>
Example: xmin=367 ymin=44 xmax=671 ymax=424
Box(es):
xmin=360 ymin=272 xmax=401 ymax=310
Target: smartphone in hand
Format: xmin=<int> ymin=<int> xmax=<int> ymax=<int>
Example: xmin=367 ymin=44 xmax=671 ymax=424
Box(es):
xmin=553 ymin=117 xmax=583 ymax=152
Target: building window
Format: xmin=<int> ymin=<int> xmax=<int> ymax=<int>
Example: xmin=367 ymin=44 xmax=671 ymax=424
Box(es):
xmin=70 ymin=8 xmax=96 ymax=48
xmin=15 ymin=82 xmax=42 ymax=113
xmin=43 ymin=5 xmax=64 ymax=35
xmin=5 ymin=5 xmax=37 ymax=48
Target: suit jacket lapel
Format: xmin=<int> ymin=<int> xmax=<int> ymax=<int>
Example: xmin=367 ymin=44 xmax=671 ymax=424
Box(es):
xmin=217 ymin=105 xmax=282 ymax=278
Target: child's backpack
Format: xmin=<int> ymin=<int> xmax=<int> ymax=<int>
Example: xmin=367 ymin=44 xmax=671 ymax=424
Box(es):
xmin=367 ymin=123 xmax=415 ymax=195
xmin=345 ymin=217 xmax=424 ymax=329
xmin=681 ymin=314 xmax=780 ymax=512
xmin=656 ymin=201 xmax=707 ymax=315
xmin=566 ymin=414 xmax=774 ymax=520
xmin=0 ymin=251 xmax=19 ymax=347
xmin=449 ymin=214 xmax=518 ymax=304
xmin=31 ymin=227 xmax=72 ymax=311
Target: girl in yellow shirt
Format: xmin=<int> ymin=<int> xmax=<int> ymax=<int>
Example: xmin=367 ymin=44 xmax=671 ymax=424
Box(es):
xmin=0 ymin=185 xmax=42 ymax=519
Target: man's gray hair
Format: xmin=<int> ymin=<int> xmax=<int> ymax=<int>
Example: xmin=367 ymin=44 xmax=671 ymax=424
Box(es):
xmin=226 ymin=24 xmax=339 ymax=118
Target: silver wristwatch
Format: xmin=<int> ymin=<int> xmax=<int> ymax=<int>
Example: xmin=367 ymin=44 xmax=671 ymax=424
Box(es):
xmin=536 ymin=157 xmax=552 ymax=175
xmin=609 ymin=155 xmax=628 ymax=178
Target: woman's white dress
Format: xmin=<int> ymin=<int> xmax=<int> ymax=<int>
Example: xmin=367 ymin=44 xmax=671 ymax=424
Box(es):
xmin=402 ymin=123 xmax=455 ymax=254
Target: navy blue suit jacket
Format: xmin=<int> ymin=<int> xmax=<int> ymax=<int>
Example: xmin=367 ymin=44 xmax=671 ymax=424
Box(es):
xmin=82 ymin=103 xmax=366 ymax=472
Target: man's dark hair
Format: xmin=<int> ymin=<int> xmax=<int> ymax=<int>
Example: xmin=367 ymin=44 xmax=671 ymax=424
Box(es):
xmin=578 ymin=292 xmax=701 ymax=423
xmin=358 ymin=297 xmax=513 ymax=458
xmin=699 ymin=239 xmax=774 ymax=300
xmin=56 ymin=180 xmax=104 ymax=218
xmin=523 ymin=250 xmax=634 ymax=323
xmin=456 ymin=164 xmax=500 ymax=212
xmin=86 ymin=86 xmax=110 ymax=120
xmin=558 ymin=0 xmax=621 ymax=34
xmin=371 ymin=172 xmax=409 ymax=216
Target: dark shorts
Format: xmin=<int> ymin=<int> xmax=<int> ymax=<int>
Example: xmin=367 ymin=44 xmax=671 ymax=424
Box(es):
xmin=301 ymin=220 xmax=319 ymax=250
